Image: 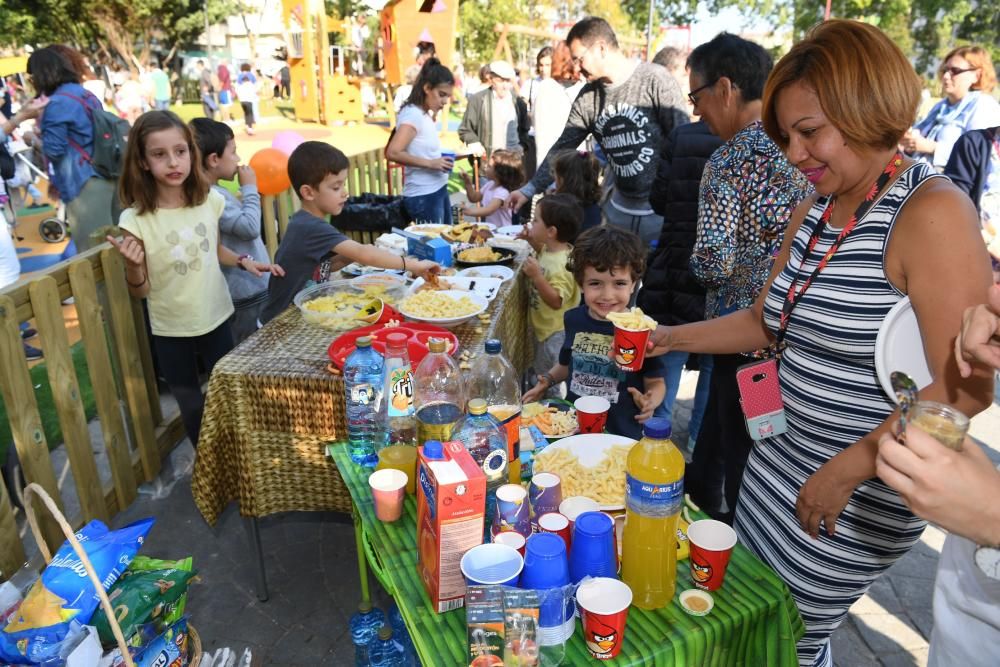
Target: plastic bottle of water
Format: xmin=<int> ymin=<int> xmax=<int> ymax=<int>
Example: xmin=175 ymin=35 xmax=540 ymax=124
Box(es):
xmin=387 ymin=602 xmax=418 ymax=666
xmin=368 ymin=625 xmax=406 ymax=666
xmin=452 ymin=398 xmax=508 ymax=535
xmin=344 ymin=336 xmax=387 ymax=467
xmin=349 ymin=602 xmax=386 ymax=666
xmin=469 ymin=339 xmax=522 ymax=483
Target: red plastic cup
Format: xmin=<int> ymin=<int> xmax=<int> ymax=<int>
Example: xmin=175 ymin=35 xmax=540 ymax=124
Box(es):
xmin=612 ymin=325 xmax=652 ymax=372
xmin=494 ymin=530 xmax=527 ymax=556
xmin=576 ymin=577 xmax=633 ymax=660
xmin=574 ymin=396 xmax=611 ymax=434
xmin=687 ymin=519 xmax=738 ymax=591
xmin=368 ymin=469 xmax=407 ymax=522
xmin=537 ymin=512 xmax=572 ymax=552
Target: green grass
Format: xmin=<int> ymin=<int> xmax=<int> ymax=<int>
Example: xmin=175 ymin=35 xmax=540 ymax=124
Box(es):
xmin=0 ymin=342 xmax=97 ymax=464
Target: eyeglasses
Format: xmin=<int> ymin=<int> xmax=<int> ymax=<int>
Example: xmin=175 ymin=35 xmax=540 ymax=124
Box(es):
xmin=688 ymin=80 xmax=717 ymax=106
xmin=941 ymin=66 xmax=979 ymax=78
xmin=571 ymin=43 xmax=595 ymax=66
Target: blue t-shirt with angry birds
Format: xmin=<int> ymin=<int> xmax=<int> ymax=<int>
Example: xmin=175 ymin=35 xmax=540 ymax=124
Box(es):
xmin=558 ymin=305 xmax=667 ymax=440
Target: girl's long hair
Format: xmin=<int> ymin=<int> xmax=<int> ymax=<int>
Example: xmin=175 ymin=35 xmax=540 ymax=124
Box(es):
xmin=553 ymin=150 xmax=600 ymax=206
xmin=404 ymin=58 xmax=454 ymax=111
xmin=119 ymin=110 xmax=210 ymax=215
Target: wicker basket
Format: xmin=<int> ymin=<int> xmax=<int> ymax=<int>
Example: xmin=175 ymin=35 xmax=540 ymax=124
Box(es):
xmin=22 ymin=483 xmax=203 ymax=667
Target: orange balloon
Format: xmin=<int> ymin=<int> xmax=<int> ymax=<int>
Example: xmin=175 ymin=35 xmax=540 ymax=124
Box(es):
xmin=249 ymin=148 xmax=291 ymax=195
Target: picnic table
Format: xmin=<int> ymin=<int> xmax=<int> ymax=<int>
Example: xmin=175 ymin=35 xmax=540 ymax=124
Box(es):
xmin=330 ymin=443 xmax=806 ymax=666
xmin=190 ymin=256 xmax=532 ymax=598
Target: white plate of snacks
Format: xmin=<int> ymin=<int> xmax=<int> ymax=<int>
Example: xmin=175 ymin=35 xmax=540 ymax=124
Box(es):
xmin=398 ymin=290 xmax=489 ymax=329
xmin=457 ymin=265 xmax=515 ymax=283
xmin=409 ymin=275 xmax=502 ymax=301
xmin=531 ymin=434 xmax=636 ymax=510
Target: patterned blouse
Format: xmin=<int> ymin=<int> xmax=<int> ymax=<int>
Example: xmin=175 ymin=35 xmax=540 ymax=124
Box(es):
xmin=691 ymin=120 xmax=812 ymax=319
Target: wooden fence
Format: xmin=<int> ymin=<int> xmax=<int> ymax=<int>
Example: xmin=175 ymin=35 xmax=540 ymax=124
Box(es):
xmin=259 ymin=147 xmax=405 ymax=258
xmin=0 ymin=246 xmax=185 ymax=579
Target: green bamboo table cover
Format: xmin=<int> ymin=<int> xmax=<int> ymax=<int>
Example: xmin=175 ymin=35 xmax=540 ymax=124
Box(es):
xmin=330 ymin=444 xmax=805 ymax=666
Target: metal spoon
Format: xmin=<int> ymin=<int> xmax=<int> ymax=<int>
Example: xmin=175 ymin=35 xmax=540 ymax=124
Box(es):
xmin=890 ymin=371 xmax=918 ymax=437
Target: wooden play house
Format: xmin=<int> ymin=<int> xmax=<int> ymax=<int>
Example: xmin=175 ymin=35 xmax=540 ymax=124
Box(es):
xmin=380 ymin=0 xmax=459 ymax=85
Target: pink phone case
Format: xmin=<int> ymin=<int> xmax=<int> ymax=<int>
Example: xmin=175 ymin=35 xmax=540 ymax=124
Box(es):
xmin=736 ymin=359 xmax=784 ymax=419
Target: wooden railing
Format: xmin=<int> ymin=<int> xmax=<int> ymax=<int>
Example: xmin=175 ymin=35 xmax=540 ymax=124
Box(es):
xmin=260 ymin=147 xmax=404 ymax=258
xmin=0 ymin=246 xmax=185 ymax=578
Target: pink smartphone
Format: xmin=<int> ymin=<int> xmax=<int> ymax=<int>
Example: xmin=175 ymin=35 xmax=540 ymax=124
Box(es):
xmin=736 ymin=359 xmax=788 ymax=440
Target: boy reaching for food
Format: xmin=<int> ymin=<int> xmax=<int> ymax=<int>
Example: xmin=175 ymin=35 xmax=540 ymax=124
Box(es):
xmin=522 ymin=226 xmax=666 ymax=440
xmin=260 ymin=141 xmax=440 ymax=324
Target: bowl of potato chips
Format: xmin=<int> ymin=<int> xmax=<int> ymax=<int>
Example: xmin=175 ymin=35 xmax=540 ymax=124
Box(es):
xmin=454 ymin=245 xmax=517 ymax=266
xmin=294 ymin=280 xmax=399 ymax=332
xmin=532 ymin=434 xmax=636 ymax=510
xmin=398 ymin=289 xmax=489 ymax=328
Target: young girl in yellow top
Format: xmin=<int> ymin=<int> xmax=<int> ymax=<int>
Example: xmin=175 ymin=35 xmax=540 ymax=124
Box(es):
xmin=108 ymin=110 xmax=283 ymax=446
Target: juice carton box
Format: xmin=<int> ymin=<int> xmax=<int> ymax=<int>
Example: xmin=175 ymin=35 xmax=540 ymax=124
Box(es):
xmin=417 ymin=441 xmax=487 ymax=612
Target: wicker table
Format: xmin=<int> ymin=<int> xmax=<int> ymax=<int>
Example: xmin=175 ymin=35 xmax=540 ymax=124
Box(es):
xmin=329 ymin=443 xmax=806 ymax=666
xmin=191 ymin=258 xmax=531 ymax=598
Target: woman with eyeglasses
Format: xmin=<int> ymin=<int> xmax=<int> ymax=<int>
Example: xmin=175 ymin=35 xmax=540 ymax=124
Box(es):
xmin=901 ymin=45 xmax=1000 ymax=169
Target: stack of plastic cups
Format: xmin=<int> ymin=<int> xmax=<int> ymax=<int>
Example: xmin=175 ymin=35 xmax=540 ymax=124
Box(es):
xmin=520 ymin=533 xmax=576 ymax=654
xmin=569 ymin=512 xmax=617 ymax=584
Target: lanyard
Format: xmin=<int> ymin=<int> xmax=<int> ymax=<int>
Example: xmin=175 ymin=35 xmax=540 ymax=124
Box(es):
xmin=775 ymin=152 xmax=904 ymax=353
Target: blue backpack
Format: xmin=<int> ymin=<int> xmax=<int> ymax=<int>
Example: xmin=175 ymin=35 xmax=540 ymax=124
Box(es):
xmin=55 ymin=91 xmax=130 ymax=179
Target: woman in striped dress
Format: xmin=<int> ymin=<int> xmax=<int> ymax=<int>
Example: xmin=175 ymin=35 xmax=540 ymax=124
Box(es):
xmin=647 ymin=20 xmax=996 ymax=666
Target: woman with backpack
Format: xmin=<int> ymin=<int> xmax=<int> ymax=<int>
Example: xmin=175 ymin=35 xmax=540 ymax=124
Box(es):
xmin=26 ymin=46 xmax=121 ymax=251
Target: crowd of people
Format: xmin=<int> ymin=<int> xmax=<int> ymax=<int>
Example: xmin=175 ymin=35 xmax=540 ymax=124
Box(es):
xmin=1 ymin=15 xmax=999 ymax=667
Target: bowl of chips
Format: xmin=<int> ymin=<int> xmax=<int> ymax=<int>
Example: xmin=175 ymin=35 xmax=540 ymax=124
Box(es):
xmin=455 ymin=245 xmax=517 ymax=266
xmin=295 ymin=280 xmax=396 ymax=332
xmin=523 ymin=399 xmax=578 ymax=440
xmin=532 ymin=434 xmax=636 ymax=509
xmin=442 ymin=222 xmax=495 ymax=244
xmin=398 ymin=289 xmax=489 ymax=328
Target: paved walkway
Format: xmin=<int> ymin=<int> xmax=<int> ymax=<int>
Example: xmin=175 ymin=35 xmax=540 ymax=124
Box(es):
xmin=27 ymin=373 xmax=997 ymax=665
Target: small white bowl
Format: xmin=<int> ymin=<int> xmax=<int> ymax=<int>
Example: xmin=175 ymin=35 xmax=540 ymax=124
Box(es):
xmin=679 ymin=588 xmax=714 ymax=616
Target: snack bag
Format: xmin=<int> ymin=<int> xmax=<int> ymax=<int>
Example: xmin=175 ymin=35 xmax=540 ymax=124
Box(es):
xmin=99 ymin=617 xmax=189 ymax=667
xmin=0 ymin=518 xmax=154 ymax=664
xmin=91 ymin=567 xmax=197 ymax=645
xmin=125 ymin=557 xmax=195 ymax=626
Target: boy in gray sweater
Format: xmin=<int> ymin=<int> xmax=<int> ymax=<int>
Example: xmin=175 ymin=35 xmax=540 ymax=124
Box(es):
xmin=191 ymin=118 xmax=269 ymax=342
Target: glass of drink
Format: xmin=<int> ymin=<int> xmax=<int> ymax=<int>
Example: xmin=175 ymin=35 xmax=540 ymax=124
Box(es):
xmin=909 ymin=401 xmax=969 ymax=451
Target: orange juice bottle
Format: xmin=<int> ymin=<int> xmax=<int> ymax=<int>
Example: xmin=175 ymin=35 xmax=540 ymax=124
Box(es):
xmin=621 ymin=417 xmax=685 ymax=609
xmin=376 ymin=444 xmax=417 ymax=494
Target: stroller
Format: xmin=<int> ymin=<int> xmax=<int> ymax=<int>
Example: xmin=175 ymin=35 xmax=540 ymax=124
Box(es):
xmin=1 ymin=136 xmax=68 ymax=244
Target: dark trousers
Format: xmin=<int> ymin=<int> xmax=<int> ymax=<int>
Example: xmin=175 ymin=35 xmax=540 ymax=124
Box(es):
xmin=240 ymin=101 xmax=255 ymax=128
xmin=684 ymin=353 xmax=756 ymax=525
xmin=152 ymin=322 xmax=234 ymax=446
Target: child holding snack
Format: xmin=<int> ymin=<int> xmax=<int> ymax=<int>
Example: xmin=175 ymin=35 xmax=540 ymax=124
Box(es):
xmin=460 ymin=149 xmax=523 ymax=227
xmin=191 ymin=118 xmax=267 ymax=342
xmin=524 ymin=193 xmax=581 ymax=396
xmin=552 ymin=149 xmax=602 ymax=234
xmin=261 ymin=140 xmax=440 ymax=324
xmin=523 ymin=226 xmax=666 ymax=439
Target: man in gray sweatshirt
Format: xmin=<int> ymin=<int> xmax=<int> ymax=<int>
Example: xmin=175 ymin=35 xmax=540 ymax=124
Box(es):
xmin=508 ymin=17 xmax=689 ymax=243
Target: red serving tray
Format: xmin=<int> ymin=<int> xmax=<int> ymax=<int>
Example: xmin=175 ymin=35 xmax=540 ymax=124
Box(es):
xmin=327 ymin=322 xmax=460 ymax=370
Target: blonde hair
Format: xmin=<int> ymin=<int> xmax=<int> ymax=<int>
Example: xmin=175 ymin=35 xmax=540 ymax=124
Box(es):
xmin=940 ymin=45 xmax=997 ymax=94
xmin=762 ymin=19 xmax=921 ymax=152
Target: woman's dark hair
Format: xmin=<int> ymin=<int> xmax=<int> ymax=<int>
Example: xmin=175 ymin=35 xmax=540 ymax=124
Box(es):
xmin=27 ymin=46 xmax=82 ymax=95
xmin=552 ymin=150 xmax=600 ymax=206
xmin=687 ymin=33 xmax=773 ymax=102
xmin=536 ymin=46 xmax=553 ymax=73
xmin=405 ymin=58 xmax=454 ymax=110
xmin=489 ymin=149 xmax=524 ymax=192
xmin=568 ymin=226 xmax=646 ymax=284
xmin=535 ymin=193 xmax=582 ymax=244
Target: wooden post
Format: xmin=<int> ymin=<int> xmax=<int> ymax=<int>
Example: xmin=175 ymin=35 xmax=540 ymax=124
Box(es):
xmin=69 ymin=261 xmax=138 ymax=510
xmin=131 ymin=298 xmax=162 ymax=425
xmin=276 ymin=190 xmax=292 ymax=240
xmin=262 ymin=194 xmax=278 ymax=261
xmin=0 ymin=481 xmax=25 ymax=580
xmin=29 ymin=277 xmax=109 ymax=525
xmin=0 ymin=295 xmax=66 ymax=552
xmin=100 ymin=250 xmax=161 ymax=480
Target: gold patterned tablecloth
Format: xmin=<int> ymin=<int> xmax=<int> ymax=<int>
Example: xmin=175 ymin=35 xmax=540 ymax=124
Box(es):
xmin=192 ymin=258 xmax=532 ymax=524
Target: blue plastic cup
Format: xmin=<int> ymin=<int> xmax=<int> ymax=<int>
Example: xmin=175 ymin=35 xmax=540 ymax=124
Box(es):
xmin=569 ymin=511 xmax=617 ymax=584
xmin=441 ymin=150 xmax=456 ymax=172
xmin=460 ymin=543 xmax=523 ymax=587
xmin=521 ymin=533 xmax=573 ymax=630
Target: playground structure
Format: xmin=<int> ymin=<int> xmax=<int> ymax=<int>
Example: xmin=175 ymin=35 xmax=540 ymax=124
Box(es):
xmin=379 ymin=0 xmax=459 ymax=86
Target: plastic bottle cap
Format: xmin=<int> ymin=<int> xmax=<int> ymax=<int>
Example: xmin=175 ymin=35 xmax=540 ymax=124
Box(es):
xmin=386 ymin=332 xmax=408 ymax=347
xmin=643 ymin=417 xmax=672 ymax=439
xmin=484 ymin=339 xmax=501 ymax=354
xmin=358 ymin=601 xmax=373 ymax=613
xmin=468 ymin=398 xmax=487 ymax=415
xmin=377 ymin=626 xmax=393 ymax=641
xmin=356 ymin=336 xmax=372 ymax=348
xmin=427 ymin=337 xmax=447 ymax=353
xmin=423 ymin=440 xmax=444 ymax=459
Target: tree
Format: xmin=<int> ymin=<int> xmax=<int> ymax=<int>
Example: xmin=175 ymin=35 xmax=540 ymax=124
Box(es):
xmin=459 ymin=0 xmax=531 ymax=67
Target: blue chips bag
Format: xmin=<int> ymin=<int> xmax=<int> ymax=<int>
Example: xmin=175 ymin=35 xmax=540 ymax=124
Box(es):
xmin=0 ymin=517 xmax=154 ymax=665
